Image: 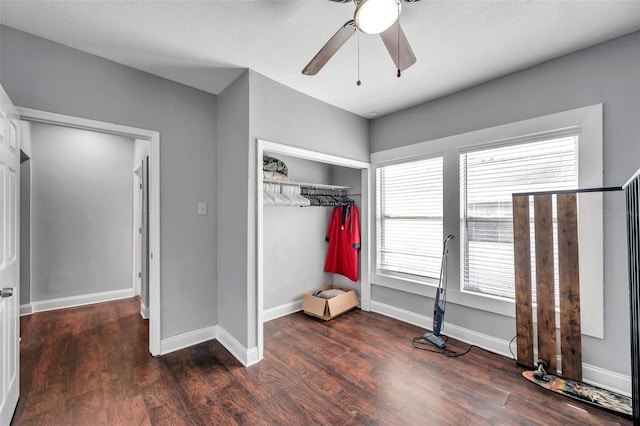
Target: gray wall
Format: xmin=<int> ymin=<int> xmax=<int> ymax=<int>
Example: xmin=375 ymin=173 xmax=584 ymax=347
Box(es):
xmin=250 ymin=71 xmax=370 ymax=163
xmin=262 ymin=155 xmax=333 ymax=310
xmin=369 ymin=31 xmax=640 ymax=375
xmin=1 ymin=26 xmax=218 ymax=339
xmin=30 ymin=123 xmax=133 ymax=300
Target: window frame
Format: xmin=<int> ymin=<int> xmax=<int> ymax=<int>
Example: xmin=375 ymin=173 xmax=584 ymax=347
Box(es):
xmin=370 ymin=104 xmax=604 ymax=338
xmin=459 ymin=135 xmax=579 ymax=301
xmin=375 ymin=154 xmax=445 ymax=283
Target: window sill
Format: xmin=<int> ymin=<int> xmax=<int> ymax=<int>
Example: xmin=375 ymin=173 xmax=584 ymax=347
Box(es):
xmin=372 ymin=272 xmax=516 ymax=318
xmin=373 ymin=272 xmax=439 ymax=297
xmin=371 ymin=273 xmax=604 ymax=339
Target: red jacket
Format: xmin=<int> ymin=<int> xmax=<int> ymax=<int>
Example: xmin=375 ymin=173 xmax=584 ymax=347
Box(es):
xmin=324 ymin=204 xmax=361 ymax=281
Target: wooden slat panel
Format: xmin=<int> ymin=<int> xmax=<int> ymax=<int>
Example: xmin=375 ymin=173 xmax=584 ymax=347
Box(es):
xmin=534 ymin=194 xmax=557 ymax=374
xmin=512 ymin=195 xmax=534 ymax=366
xmin=557 ymin=193 xmax=582 ymax=381
xmin=626 ymin=178 xmax=640 ymax=423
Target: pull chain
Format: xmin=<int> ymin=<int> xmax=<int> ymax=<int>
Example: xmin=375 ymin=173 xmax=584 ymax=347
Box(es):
xmin=397 ymin=2 xmax=401 ymax=78
xmin=357 ymin=31 xmax=362 ymax=86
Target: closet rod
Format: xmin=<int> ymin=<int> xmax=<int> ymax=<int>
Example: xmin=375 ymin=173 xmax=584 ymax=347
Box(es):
xmin=263 ymin=179 xmax=349 ymax=191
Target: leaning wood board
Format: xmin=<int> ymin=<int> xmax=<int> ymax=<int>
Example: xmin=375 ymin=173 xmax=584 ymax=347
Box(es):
xmin=557 ymin=193 xmax=582 ymax=381
xmin=534 ymin=194 xmax=557 ymax=374
xmin=513 ymin=195 xmax=534 ymax=366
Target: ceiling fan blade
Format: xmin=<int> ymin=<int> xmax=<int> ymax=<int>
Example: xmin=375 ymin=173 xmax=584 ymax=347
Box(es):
xmin=302 ymin=20 xmax=356 ymax=76
xmin=379 ymin=20 xmax=417 ymax=72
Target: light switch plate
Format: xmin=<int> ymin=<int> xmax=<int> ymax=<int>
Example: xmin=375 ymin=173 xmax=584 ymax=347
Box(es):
xmin=198 ymin=202 xmax=208 ymax=215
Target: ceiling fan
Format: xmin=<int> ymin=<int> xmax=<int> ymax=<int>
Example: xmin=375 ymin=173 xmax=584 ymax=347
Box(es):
xmin=302 ymin=0 xmax=419 ymax=77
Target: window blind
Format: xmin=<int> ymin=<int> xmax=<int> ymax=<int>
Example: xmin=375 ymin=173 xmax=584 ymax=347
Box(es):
xmin=376 ymin=156 xmax=443 ymax=279
xmin=460 ymin=136 xmax=578 ymax=299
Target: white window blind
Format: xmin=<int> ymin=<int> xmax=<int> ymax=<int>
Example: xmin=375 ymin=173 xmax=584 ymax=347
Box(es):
xmin=460 ymin=136 xmax=578 ymax=299
xmin=376 ymin=156 xmax=443 ymax=279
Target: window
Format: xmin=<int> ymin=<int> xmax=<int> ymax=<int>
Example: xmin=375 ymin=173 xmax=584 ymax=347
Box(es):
xmin=460 ymin=136 xmax=578 ymax=299
xmin=376 ymin=156 xmax=443 ymax=280
xmin=371 ymin=105 xmax=602 ymax=336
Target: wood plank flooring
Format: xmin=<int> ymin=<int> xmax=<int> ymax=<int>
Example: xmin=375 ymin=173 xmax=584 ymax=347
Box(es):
xmin=11 ymin=297 xmax=631 ymax=425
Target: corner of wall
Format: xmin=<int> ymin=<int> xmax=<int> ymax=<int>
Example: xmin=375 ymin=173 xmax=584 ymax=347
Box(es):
xmin=216 ymin=324 xmax=260 ymax=367
xmin=215 ymin=66 xmax=251 ymax=349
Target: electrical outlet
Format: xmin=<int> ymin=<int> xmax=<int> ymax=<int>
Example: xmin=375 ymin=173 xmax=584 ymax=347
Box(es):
xmin=198 ymin=202 xmax=208 ymax=216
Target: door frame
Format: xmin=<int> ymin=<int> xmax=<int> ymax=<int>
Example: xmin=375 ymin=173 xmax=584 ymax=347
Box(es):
xmin=16 ymin=107 xmax=162 ymax=356
xmin=133 ymin=163 xmax=143 ymax=300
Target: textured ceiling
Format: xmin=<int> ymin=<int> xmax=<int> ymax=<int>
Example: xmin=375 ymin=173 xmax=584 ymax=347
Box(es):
xmin=1 ymin=1 xmax=639 ymax=118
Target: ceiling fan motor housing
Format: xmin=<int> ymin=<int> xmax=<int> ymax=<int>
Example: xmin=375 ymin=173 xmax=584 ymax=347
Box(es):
xmin=355 ymin=0 xmax=402 ymax=34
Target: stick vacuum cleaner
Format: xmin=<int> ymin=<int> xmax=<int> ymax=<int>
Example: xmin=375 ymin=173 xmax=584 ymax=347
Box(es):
xmin=423 ymin=234 xmax=454 ymax=349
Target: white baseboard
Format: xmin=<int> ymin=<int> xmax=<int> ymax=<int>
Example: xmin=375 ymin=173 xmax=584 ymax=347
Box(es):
xmin=25 ymin=288 xmax=135 ymax=315
xmin=371 ymin=300 xmax=513 ymax=357
xmin=160 ymin=325 xmax=217 ymax=355
xmin=20 ymin=304 xmax=33 ymax=316
xmin=140 ymin=302 xmax=149 ymax=319
xmin=263 ymin=299 xmax=302 ymax=322
xmin=216 ymin=325 xmax=261 ymax=367
xmin=582 ymin=363 xmax=632 ymax=397
xmin=245 ymin=346 xmax=260 ymax=366
xmin=370 ymin=300 xmax=632 ymax=396
xmin=157 ymin=324 xmax=260 ymax=367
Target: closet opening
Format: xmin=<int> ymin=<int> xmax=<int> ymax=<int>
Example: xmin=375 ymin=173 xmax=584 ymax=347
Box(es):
xmin=256 ymin=139 xmax=370 ymax=362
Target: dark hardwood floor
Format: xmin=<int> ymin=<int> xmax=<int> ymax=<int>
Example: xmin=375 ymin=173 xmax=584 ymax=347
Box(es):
xmin=11 ymin=297 xmax=630 ymax=425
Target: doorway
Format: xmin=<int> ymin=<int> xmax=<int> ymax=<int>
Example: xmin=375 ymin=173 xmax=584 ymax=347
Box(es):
xmin=16 ymin=107 xmax=162 ymax=355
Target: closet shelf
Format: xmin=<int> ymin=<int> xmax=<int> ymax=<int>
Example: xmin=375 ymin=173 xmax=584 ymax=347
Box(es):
xmin=263 ymin=179 xmax=349 ymax=190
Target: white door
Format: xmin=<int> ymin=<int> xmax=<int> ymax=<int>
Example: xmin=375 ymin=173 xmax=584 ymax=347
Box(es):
xmin=0 ymin=86 xmax=20 ymax=425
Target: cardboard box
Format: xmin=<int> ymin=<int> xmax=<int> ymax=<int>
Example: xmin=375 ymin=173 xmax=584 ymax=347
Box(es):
xmin=302 ymin=285 xmax=359 ymax=321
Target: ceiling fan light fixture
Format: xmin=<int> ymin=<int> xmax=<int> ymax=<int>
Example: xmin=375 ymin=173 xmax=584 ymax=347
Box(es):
xmin=355 ymin=0 xmax=400 ymax=35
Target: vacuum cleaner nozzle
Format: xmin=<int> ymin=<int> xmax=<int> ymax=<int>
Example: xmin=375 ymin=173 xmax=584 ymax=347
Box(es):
xmin=423 ymin=332 xmax=446 ymax=348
